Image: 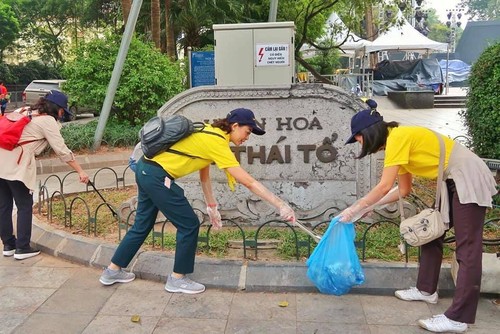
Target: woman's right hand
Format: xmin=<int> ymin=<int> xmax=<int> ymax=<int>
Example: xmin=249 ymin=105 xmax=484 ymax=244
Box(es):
xmin=279 ymin=203 xmax=296 ymax=222
xmin=79 ymin=171 xmax=90 ymax=184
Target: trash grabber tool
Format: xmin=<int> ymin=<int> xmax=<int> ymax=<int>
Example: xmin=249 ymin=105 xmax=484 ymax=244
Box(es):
xmin=294 ymin=220 xmax=322 ymax=243
xmin=88 ymin=181 xmax=118 ymax=217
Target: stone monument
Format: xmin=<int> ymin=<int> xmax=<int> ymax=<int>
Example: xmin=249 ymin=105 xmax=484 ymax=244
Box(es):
xmin=157 ymin=83 xmax=382 ymax=225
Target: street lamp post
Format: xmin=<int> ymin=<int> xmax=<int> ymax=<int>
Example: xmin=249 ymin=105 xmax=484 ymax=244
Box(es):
xmin=444 ymin=7 xmax=464 ymax=94
xmin=446 ymin=8 xmax=464 ymax=53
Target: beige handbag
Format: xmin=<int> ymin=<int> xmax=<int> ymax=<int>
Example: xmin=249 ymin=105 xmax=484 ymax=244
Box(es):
xmin=399 ymin=131 xmax=447 ymax=247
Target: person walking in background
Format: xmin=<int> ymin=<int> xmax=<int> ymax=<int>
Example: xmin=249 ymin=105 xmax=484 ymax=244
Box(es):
xmin=0 ymin=90 xmax=89 ymax=260
xmin=0 ymin=80 xmax=8 ymax=116
xmin=339 ymin=100 xmax=497 ymax=333
xmin=100 ymin=108 xmax=296 ymax=294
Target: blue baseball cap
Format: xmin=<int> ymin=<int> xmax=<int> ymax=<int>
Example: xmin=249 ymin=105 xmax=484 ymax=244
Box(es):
xmin=226 ymin=108 xmax=265 ymax=135
xmin=45 ymin=90 xmax=69 ymax=114
xmin=345 ymin=108 xmax=383 ymax=144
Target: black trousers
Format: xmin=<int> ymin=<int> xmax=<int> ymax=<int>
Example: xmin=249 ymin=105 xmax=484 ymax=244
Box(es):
xmin=0 ymin=178 xmax=34 ymax=250
xmin=416 ymin=179 xmax=486 ymax=324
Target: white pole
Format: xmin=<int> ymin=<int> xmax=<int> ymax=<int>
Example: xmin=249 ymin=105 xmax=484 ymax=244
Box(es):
xmin=93 ymin=0 xmax=144 ymax=150
xmin=445 ymin=43 xmax=450 ymax=95
xmin=268 ymin=0 xmax=278 ymax=22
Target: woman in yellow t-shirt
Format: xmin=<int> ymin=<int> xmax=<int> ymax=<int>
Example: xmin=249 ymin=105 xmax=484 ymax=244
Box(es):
xmin=339 ymin=100 xmax=497 ymax=333
xmin=100 ymin=108 xmax=296 ymax=294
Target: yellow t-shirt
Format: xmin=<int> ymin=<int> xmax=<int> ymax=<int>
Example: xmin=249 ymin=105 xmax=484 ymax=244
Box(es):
xmin=151 ymin=124 xmax=240 ymax=187
xmin=384 ymin=126 xmax=455 ymax=179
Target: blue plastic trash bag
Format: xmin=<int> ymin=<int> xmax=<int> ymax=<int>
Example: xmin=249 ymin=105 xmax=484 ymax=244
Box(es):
xmin=306 ymin=216 xmax=365 ymax=295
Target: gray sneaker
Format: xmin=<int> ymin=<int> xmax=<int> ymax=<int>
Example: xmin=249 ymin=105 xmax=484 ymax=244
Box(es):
xmin=99 ymin=268 xmax=136 ymax=286
xmin=165 ymin=274 xmax=205 ymax=294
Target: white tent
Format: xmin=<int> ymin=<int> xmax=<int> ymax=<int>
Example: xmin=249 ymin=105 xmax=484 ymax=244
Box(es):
xmin=361 ymin=13 xmax=448 ymax=53
xmin=326 ymin=13 xmax=372 ymax=52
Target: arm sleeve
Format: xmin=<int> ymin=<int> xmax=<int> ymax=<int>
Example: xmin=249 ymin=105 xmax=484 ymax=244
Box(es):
xmin=384 ymin=130 xmax=410 ymax=169
xmin=39 ymin=117 xmax=75 ymax=162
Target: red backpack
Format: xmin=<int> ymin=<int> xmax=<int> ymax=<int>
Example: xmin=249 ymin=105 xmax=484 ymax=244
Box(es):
xmin=0 ymin=110 xmax=40 ymax=163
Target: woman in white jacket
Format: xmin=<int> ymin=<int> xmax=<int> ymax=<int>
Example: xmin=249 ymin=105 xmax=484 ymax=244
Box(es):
xmin=0 ymin=91 xmax=89 ymax=260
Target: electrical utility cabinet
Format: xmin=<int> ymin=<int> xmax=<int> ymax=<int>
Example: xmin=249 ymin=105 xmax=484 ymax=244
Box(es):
xmin=213 ymin=22 xmax=295 ymax=86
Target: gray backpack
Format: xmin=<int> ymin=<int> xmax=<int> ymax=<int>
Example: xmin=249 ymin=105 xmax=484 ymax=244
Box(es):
xmin=139 ymin=114 xmax=224 ymax=159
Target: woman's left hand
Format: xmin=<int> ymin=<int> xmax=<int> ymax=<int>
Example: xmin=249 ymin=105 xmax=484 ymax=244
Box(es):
xmin=207 ymin=205 xmax=222 ymax=230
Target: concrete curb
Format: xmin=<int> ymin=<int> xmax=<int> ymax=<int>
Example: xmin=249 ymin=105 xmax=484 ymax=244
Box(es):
xmin=31 ymin=216 xmax=457 ymax=296
xmin=36 ymin=151 xmax=131 ymax=175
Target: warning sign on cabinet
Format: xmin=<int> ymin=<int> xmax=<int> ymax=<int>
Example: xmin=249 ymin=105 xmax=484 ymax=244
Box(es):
xmin=256 ymin=44 xmax=290 ymax=66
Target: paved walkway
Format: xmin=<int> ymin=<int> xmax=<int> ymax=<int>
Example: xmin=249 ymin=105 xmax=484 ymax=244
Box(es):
xmin=1 ymin=254 xmax=498 ymax=334
xmin=3 ymin=90 xmax=499 ymax=333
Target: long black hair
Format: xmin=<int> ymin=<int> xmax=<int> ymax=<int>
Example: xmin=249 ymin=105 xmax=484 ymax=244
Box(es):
xmin=32 ymin=97 xmax=61 ymax=121
xmin=357 ymin=120 xmax=399 ymax=158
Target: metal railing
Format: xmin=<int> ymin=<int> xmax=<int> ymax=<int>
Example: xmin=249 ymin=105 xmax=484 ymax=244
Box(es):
xmin=37 ymin=167 xmax=499 ymax=263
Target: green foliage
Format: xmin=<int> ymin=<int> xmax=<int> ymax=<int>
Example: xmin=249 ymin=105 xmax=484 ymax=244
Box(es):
xmin=62 ymin=34 xmax=185 ymax=126
xmin=462 ymin=0 xmax=500 ymax=20
xmin=60 ymin=119 xmax=141 ymax=151
xmin=0 ymin=64 xmax=15 ymax=83
xmin=306 ymin=43 xmax=341 ymax=74
xmin=0 ymin=61 xmax=62 ymax=85
xmin=0 ymin=1 xmax=20 ymax=60
xmin=460 ymin=42 xmax=500 ymax=159
xmin=8 ymin=0 xmax=78 ymax=67
xmin=9 ymin=61 xmax=62 ymax=84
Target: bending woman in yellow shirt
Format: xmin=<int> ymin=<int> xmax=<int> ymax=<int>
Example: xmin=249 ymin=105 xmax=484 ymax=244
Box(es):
xmin=339 ymin=100 xmax=497 ymax=333
xmin=100 ymin=108 xmax=296 ymax=294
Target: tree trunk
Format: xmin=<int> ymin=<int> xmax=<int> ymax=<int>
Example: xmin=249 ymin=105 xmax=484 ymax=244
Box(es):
xmin=165 ymin=0 xmax=176 ymax=59
xmin=295 ymin=56 xmax=333 ymax=84
xmin=151 ymin=0 xmax=161 ymax=48
xmin=121 ymin=0 xmax=132 ymax=25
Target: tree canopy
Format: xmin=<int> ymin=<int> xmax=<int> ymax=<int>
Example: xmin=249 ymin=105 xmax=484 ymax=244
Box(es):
xmin=0 ymin=1 xmax=20 ymax=61
xmin=461 ymin=0 xmax=499 ymax=20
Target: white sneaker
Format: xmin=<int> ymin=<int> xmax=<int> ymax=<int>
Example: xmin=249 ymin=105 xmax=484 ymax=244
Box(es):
xmin=418 ymin=314 xmax=468 ymax=333
xmin=394 ymin=287 xmax=438 ymax=304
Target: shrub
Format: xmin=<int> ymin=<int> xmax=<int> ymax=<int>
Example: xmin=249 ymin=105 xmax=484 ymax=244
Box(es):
xmin=1 ymin=61 xmax=62 ymax=84
xmin=460 ymin=42 xmax=500 ymax=159
xmin=62 ymin=34 xmax=185 ymax=126
xmin=60 ymin=119 xmax=141 ymax=151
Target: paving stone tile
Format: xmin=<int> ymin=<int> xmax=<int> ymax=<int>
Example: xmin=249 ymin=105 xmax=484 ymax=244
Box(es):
xmin=360 ymin=295 xmax=431 ymax=326
xmin=467 ymin=298 xmax=500 ymax=330
xmin=99 ymin=289 xmax=171 ymax=317
xmin=0 ymin=266 xmax=76 ymax=289
xmin=0 ymin=255 xmax=42 ymax=268
xmin=296 ymin=293 xmax=366 ymax=324
xmin=0 ymin=313 xmax=29 ymax=334
xmin=36 ymin=287 xmax=114 ymax=315
xmin=82 ymin=315 xmax=159 ymax=334
xmin=369 ymin=324 xmax=424 ymax=333
xmin=153 ymin=318 xmax=227 ymax=334
xmin=163 ymin=289 xmax=233 ymax=319
xmin=61 ymin=266 xmax=107 ymax=289
xmin=225 ymin=318 xmax=296 ymax=334
xmin=12 ymin=313 xmax=93 ymax=334
xmin=466 ymin=327 xmax=500 ymax=334
xmin=0 ymin=287 xmax=55 ymax=314
xmin=297 ymin=321 xmax=371 ymax=334
xmin=229 ymin=292 xmax=296 ymax=321
xmin=116 ymin=278 xmax=165 ymax=291
xmin=32 ymin=254 xmax=80 ymax=268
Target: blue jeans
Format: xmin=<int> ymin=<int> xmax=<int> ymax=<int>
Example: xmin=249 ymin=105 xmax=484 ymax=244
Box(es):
xmin=111 ymin=158 xmax=200 ymax=274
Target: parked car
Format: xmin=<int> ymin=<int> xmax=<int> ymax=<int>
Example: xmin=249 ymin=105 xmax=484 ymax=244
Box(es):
xmin=22 ymin=79 xmax=96 ymax=121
